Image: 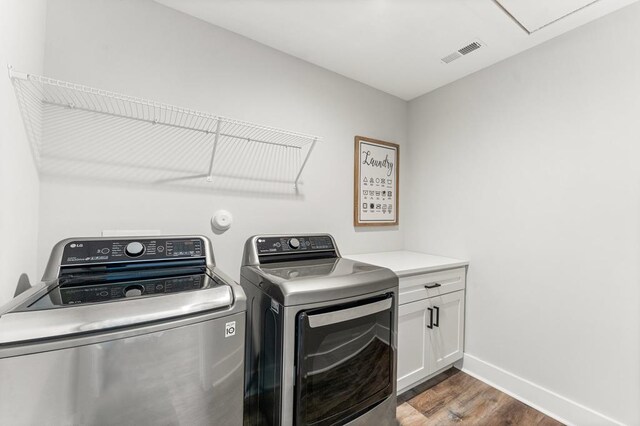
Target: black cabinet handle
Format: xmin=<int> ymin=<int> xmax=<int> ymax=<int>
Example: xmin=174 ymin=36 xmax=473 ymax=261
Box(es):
xmin=425 ymin=283 xmax=441 ymax=289
xmin=434 ymin=306 xmax=440 ymax=327
xmin=427 ymin=308 xmax=433 ymax=329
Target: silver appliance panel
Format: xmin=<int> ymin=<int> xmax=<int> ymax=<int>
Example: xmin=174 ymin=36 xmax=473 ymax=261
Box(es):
xmin=242 ymin=234 xmax=341 ymax=267
xmin=0 ymin=312 xmax=245 ymax=425
xmin=42 ymin=235 xmax=216 ymax=282
xmin=0 ymin=276 xmax=234 ymax=346
xmin=241 ymin=257 xmax=397 ymax=306
xmin=243 ymin=283 xmax=398 ymax=426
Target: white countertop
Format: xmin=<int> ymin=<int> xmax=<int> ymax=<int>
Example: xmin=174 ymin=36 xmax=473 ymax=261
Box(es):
xmin=344 ymin=250 xmax=468 ymax=277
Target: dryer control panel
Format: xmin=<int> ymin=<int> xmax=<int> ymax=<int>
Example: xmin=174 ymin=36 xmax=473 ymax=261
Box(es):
xmin=256 ymin=235 xmax=335 ymax=255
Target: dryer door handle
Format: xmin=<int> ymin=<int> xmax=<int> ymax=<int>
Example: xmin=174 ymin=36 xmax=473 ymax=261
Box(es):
xmin=307 ymin=297 xmax=392 ymax=328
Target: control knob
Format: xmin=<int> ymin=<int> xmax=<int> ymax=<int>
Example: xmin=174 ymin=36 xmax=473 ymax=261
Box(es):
xmin=125 ymin=241 xmax=145 ymax=257
xmin=124 ymin=285 xmax=144 ymax=298
xmin=288 ymin=238 xmax=300 ymax=249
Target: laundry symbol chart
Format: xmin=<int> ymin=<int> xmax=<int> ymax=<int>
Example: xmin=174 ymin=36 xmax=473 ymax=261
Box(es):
xmin=355 ymin=137 xmax=398 ymax=226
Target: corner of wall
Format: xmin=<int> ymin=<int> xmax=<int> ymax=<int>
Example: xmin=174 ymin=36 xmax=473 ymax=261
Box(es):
xmin=0 ymin=0 xmax=47 ymax=305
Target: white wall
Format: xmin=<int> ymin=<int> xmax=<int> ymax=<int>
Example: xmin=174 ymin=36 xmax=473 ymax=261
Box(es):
xmin=38 ymin=0 xmax=407 ymax=280
xmin=407 ymin=4 xmax=640 ymax=425
xmin=12 ymin=1 xmax=638 ymax=423
xmin=0 ymin=0 xmax=47 ymax=305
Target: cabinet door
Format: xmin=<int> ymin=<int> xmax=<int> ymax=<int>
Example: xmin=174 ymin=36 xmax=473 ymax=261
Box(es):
xmin=397 ymin=298 xmax=431 ymax=392
xmin=427 ymin=290 xmax=465 ymax=373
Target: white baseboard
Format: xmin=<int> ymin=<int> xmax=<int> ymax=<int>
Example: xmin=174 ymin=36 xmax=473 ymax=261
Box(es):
xmin=460 ymin=353 xmax=623 ymax=426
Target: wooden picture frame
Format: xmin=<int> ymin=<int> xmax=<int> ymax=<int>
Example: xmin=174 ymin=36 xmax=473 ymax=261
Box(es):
xmin=354 ymin=136 xmax=399 ymax=227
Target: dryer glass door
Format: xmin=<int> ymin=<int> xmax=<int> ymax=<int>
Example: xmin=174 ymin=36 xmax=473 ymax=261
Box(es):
xmin=294 ymin=294 xmax=394 ymax=426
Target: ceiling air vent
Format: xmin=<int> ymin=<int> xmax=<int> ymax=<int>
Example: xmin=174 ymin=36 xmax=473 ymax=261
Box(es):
xmin=441 ymin=40 xmax=484 ymax=64
xmin=458 ymin=41 xmax=482 ymax=55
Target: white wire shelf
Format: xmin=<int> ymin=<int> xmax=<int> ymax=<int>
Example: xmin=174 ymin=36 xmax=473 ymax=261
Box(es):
xmin=9 ymin=69 xmax=319 ymax=192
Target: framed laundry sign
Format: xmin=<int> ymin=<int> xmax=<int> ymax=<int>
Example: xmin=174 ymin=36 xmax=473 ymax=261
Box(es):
xmin=354 ymin=136 xmax=399 ymax=226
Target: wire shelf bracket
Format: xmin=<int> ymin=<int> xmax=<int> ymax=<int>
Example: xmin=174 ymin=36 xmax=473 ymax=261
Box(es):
xmin=9 ymin=68 xmax=320 ymax=191
xmin=206 ymin=120 xmax=222 ymax=183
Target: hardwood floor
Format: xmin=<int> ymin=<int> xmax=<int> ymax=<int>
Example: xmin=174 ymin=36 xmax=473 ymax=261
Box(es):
xmin=396 ymin=369 xmax=563 ymax=425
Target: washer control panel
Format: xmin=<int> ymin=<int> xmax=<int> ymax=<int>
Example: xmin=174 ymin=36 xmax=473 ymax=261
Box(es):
xmin=256 ymin=235 xmax=335 ymax=255
xmin=61 ymin=238 xmax=204 ymax=265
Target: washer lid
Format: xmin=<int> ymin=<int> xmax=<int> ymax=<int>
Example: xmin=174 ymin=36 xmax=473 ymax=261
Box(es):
xmin=0 ymin=273 xmax=234 ymax=346
xmin=242 ymin=258 xmax=398 ymax=306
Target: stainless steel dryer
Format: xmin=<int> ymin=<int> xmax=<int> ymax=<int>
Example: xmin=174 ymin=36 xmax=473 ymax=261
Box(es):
xmin=240 ymin=234 xmax=399 ymax=426
xmin=0 ymin=235 xmax=246 ymax=426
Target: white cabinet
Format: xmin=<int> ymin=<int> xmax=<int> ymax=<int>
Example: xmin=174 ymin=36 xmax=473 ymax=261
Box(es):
xmin=397 ymin=289 xmax=465 ymax=392
xmin=396 ymin=266 xmax=467 ymax=393
xmin=398 ymin=267 xmax=466 ymax=305
xmin=397 ymin=298 xmax=431 ymax=391
xmin=426 ymin=290 xmax=465 ymax=373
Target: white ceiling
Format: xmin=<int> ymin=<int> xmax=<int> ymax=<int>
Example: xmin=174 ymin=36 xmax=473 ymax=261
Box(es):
xmin=155 ymin=0 xmax=638 ymax=100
